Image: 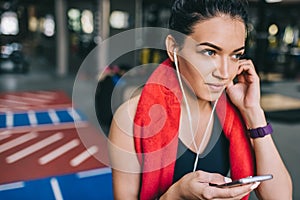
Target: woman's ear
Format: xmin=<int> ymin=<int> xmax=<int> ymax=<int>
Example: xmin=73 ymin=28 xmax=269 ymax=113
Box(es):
xmin=165 ymin=35 xmax=177 ymax=62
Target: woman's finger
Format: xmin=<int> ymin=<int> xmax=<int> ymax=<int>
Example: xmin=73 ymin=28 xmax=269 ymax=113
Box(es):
xmin=202 ymin=182 xmax=260 ymax=200
xmin=194 ymin=170 xmax=225 ymax=184
xmin=238 ymin=60 xmax=257 ymax=75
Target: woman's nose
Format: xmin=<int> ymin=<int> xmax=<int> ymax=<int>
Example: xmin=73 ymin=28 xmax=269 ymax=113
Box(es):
xmin=212 ymin=57 xmax=230 ymax=80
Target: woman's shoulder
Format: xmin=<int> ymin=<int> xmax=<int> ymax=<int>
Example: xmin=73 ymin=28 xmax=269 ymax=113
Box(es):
xmin=109 ymin=94 xmax=141 ymax=139
xmin=115 ymin=94 xmax=141 ymax=121
xmin=108 ymin=94 xmax=142 ymax=173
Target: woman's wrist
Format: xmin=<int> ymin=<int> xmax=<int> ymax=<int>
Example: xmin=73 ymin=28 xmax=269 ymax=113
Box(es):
xmin=241 ymin=107 xmax=267 ymax=129
xmin=159 ymin=183 xmax=181 ymax=200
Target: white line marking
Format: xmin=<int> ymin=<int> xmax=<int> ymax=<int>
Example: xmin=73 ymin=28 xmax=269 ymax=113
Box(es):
xmin=77 ymin=167 xmax=112 ymax=179
xmin=0 ymin=181 xmax=25 ymax=192
xmin=28 ymin=110 xmax=37 ymax=127
xmin=48 ymin=109 xmax=60 ymax=125
xmin=0 ymin=121 xmax=88 ymax=135
xmin=70 ymin=146 xmax=98 ymax=167
xmin=0 ymin=98 xmax=29 ymax=105
xmin=0 ymin=132 xmax=38 ymax=153
xmin=39 ymin=139 xmax=80 ymax=165
xmin=67 ymin=108 xmax=81 ymax=121
xmin=0 ymin=130 xmax=11 ymax=141
xmin=6 ymin=132 xmax=63 ymax=164
xmin=24 ymin=92 xmax=56 ymax=100
xmin=21 ymin=96 xmax=50 ymax=103
xmin=5 ymin=94 xmax=50 ymax=104
xmin=0 ymin=130 xmax=11 ymax=135
xmin=0 ymin=106 xmax=31 ymax=112
xmin=50 ymin=178 xmax=64 ymax=200
xmin=6 ymin=111 xmax=13 ymax=128
xmin=0 ymin=134 xmax=10 ymax=141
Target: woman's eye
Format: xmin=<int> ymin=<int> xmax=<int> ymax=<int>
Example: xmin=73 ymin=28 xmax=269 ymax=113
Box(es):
xmin=201 ymin=49 xmax=216 ymax=56
xmin=232 ymin=53 xmax=244 ymax=60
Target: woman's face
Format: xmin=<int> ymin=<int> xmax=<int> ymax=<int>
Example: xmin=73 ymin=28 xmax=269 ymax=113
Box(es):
xmin=176 ymin=15 xmax=246 ymax=101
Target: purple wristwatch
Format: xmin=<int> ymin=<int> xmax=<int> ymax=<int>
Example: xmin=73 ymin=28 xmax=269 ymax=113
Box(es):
xmin=248 ymin=123 xmax=273 ymax=139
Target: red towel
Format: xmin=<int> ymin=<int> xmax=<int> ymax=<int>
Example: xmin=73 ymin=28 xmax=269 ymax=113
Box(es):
xmin=134 ymin=59 xmax=254 ymax=200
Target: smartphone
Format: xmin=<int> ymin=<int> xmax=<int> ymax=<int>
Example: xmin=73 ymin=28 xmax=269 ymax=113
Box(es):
xmin=209 ymin=174 xmax=273 ymax=188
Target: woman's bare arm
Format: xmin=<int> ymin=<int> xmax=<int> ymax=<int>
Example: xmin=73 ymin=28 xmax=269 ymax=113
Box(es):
xmin=226 ymin=59 xmax=293 ymax=199
xmin=108 ymin=95 xmax=141 ymax=199
xmin=244 ymin=108 xmax=293 ymax=200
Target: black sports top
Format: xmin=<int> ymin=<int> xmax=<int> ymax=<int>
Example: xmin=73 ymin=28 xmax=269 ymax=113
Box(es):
xmin=173 ymin=116 xmax=230 ymax=183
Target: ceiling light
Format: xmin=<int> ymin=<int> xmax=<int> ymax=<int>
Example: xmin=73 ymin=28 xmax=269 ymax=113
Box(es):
xmin=265 ymin=0 xmax=282 ymax=3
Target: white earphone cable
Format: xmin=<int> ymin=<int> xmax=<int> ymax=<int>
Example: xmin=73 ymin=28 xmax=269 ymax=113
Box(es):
xmin=173 ymin=50 xmax=219 ymax=172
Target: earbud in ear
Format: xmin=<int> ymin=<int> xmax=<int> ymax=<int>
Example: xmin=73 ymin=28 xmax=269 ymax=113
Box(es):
xmin=173 ymin=48 xmax=177 ymax=61
xmin=173 ymin=48 xmax=179 ymax=69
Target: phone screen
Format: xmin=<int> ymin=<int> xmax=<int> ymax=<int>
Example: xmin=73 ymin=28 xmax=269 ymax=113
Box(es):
xmin=209 ymin=174 xmax=273 ymax=188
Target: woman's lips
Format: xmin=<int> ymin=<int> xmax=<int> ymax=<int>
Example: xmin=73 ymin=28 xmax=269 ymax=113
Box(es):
xmin=206 ymin=83 xmax=225 ymax=92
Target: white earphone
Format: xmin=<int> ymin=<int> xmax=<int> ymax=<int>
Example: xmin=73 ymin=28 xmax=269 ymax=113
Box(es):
xmin=173 ymin=47 xmax=219 ymax=172
xmin=173 ymin=48 xmax=177 ymax=63
xmin=173 ymin=48 xmax=179 ymax=72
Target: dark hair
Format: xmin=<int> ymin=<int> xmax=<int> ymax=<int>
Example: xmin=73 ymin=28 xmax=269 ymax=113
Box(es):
xmin=169 ymin=0 xmax=249 ymax=45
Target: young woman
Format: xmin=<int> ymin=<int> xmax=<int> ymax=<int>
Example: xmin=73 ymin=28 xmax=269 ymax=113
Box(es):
xmin=108 ymin=0 xmax=292 ymax=199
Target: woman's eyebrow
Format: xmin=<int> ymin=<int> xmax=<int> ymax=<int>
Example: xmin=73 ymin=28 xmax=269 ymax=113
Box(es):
xmin=197 ymin=42 xmax=222 ymax=51
xmin=197 ymin=42 xmax=245 ymax=53
xmin=233 ymin=46 xmax=245 ymax=53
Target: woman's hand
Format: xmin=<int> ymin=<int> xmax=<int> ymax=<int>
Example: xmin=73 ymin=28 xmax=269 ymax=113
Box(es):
xmin=160 ymin=170 xmax=259 ymax=200
xmin=226 ymin=59 xmax=261 ymax=111
xmin=226 ymin=59 xmax=266 ymax=128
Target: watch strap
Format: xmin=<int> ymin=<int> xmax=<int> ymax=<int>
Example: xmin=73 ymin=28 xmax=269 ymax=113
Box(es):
xmin=248 ymin=123 xmax=273 ymax=139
